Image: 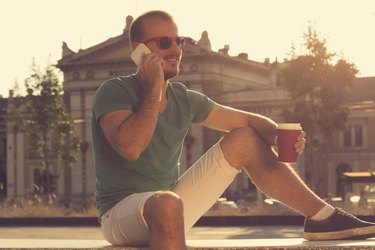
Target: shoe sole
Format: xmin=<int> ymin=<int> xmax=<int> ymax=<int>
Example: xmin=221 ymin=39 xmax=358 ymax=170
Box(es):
xmin=304 ymin=225 xmax=375 ymax=241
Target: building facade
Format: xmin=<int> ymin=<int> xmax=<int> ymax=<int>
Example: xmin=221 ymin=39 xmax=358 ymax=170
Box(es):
xmin=0 ymin=98 xmax=7 ymax=200
xmin=3 ymin=16 xmax=375 ymax=205
xmin=54 ymin=16 xmax=283 ymax=201
xmin=326 ymin=77 xmax=375 ymax=198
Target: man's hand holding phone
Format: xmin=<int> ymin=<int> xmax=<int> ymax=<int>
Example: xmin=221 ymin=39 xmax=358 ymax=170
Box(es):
xmin=130 ymin=43 xmax=151 ymax=67
xmin=131 ymin=43 xmax=164 ymax=102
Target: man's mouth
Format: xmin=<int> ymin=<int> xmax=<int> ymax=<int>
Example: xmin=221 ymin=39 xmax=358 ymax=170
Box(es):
xmin=164 ymin=54 xmax=180 ymax=63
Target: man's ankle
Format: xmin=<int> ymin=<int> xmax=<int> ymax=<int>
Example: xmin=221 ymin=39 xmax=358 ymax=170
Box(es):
xmin=310 ymin=204 xmax=335 ymax=221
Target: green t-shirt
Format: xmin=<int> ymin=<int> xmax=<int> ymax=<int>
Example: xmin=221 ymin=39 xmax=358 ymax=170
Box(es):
xmin=91 ymin=75 xmax=215 ymax=217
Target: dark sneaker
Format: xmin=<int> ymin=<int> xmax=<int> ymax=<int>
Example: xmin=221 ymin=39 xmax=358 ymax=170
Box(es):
xmin=304 ymin=207 xmax=375 ymax=240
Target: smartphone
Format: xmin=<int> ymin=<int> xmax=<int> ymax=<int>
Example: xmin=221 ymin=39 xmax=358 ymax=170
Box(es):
xmin=130 ymin=43 xmax=151 ymax=66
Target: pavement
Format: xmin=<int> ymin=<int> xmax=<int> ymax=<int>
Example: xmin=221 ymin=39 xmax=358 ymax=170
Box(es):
xmin=1 ymin=226 xmax=375 ymax=249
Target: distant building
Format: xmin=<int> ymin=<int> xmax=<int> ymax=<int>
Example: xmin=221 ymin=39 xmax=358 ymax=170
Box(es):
xmin=3 ymin=16 xmax=375 ymax=204
xmin=55 ymin=16 xmax=282 ymax=201
xmin=326 ymin=77 xmax=375 ymax=198
xmin=0 ymin=97 xmax=7 ymax=199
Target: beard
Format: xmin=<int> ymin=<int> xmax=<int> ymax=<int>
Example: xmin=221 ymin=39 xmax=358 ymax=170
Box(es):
xmin=163 ymin=67 xmax=179 ymax=80
xmin=163 ymin=53 xmax=181 ymax=80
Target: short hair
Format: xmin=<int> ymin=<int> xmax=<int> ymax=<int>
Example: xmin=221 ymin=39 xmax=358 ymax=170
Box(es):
xmin=129 ymin=10 xmax=175 ymax=43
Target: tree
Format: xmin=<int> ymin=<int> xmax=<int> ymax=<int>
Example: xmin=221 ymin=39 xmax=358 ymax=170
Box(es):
xmin=7 ymin=60 xmax=81 ymax=198
xmin=279 ymin=26 xmax=358 ymax=196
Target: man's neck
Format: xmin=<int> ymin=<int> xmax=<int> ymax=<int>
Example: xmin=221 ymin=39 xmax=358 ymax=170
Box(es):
xmin=159 ymin=81 xmax=168 ymax=113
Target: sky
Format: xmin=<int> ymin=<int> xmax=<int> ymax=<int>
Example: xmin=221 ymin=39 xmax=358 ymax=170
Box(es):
xmin=1 ymin=0 xmax=374 ymax=98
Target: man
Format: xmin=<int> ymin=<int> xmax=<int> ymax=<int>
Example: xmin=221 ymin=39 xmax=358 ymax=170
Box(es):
xmin=91 ymin=10 xmax=375 ymax=249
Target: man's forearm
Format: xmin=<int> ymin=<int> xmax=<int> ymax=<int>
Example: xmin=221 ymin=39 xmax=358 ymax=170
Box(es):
xmin=117 ymin=93 xmax=160 ymax=160
xmin=247 ymin=113 xmax=278 ymax=146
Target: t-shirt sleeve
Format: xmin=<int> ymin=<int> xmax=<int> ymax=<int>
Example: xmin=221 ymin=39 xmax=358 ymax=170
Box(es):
xmin=92 ymin=78 xmax=133 ymax=121
xmin=187 ymin=89 xmax=215 ymax=123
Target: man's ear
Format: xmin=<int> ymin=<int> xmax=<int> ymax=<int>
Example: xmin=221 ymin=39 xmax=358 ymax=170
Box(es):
xmin=131 ymin=41 xmax=140 ymax=51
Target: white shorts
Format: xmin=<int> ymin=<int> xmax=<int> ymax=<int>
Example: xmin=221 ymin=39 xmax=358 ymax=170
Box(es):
xmin=100 ymin=142 xmax=239 ymax=245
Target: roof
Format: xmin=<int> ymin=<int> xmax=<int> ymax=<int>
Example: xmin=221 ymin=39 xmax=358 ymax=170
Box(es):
xmin=57 ymin=20 xmax=271 ymax=73
xmin=340 ymin=172 xmax=375 ymax=184
xmin=0 ymin=98 xmax=7 ymax=112
xmin=57 ymin=32 xmax=129 ymax=67
xmin=342 ymin=172 xmax=375 ymax=178
xmin=348 ymin=77 xmax=375 ymax=102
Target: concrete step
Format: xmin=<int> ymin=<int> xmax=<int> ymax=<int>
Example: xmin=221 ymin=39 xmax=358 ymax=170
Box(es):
xmin=1 ymin=238 xmax=375 ymax=249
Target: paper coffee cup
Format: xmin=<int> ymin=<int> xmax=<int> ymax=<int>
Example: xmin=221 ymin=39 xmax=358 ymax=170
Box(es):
xmin=277 ymin=123 xmax=302 ymax=163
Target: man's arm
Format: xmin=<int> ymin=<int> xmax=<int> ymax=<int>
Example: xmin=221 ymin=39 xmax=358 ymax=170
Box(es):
xmin=99 ymin=53 xmax=166 ymax=161
xmin=99 ymin=91 xmax=160 ymax=161
xmin=201 ymin=103 xmax=278 ymax=146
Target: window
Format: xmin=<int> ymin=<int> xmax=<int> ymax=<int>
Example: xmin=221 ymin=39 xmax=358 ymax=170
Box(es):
xmin=354 ymin=125 xmax=363 ymax=146
xmin=0 ymin=137 xmax=5 ymax=158
xmin=343 ymin=130 xmax=351 ymax=147
xmin=342 ymin=124 xmax=364 ymax=148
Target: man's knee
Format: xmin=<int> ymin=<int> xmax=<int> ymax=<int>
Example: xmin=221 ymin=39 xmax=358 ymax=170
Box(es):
xmin=143 ymin=191 xmax=183 ymax=227
xmin=222 ymin=127 xmax=260 ymax=149
xmin=220 ymin=127 xmax=276 ymax=169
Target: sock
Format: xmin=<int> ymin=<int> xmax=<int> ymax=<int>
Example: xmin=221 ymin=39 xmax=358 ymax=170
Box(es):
xmin=310 ymin=204 xmax=335 ymax=221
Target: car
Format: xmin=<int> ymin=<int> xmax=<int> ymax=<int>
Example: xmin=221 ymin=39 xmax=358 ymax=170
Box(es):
xmin=209 ymin=198 xmax=239 ymax=214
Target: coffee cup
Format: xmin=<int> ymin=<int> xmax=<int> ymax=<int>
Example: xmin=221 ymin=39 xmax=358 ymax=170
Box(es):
xmin=277 ymin=123 xmax=302 ymax=163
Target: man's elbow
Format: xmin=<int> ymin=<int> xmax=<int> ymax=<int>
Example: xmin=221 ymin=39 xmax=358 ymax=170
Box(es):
xmin=117 ymin=144 xmax=143 ymax=161
xmin=267 ymin=123 xmax=278 ymax=146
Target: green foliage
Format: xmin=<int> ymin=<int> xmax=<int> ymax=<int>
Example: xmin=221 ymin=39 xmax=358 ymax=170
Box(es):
xmin=280 ymin=26 xmax=358 ymax=143
xmin=279 ymin=26 xmax=358 ymax=195
xmin=6 ymin=60 xmax=81 ymax=194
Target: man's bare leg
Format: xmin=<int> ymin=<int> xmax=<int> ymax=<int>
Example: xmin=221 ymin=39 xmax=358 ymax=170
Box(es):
xmin=143 ymin=191 xmax=186 ymax=250
xmin=220 ymin=127 xmax=326 ymax=218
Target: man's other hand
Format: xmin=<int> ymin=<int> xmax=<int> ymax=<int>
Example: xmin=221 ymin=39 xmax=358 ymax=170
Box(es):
xmin=295 ymin=131 xmax=306 ymax=155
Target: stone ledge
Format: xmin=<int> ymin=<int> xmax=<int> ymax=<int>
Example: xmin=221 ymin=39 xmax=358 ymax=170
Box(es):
xmin=1 ymin=238 xmax=375 ymax=250
xmin=1 ymin=215 xmax=374 ymax=227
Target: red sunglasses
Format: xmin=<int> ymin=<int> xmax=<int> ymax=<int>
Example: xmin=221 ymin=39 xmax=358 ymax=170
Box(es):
xmin=142 ymin=36 xmax=188 ymax=50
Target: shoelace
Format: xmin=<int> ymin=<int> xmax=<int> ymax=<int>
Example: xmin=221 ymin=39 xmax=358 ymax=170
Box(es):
xmin=336 ymin=208 xmax=357 ymax=219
